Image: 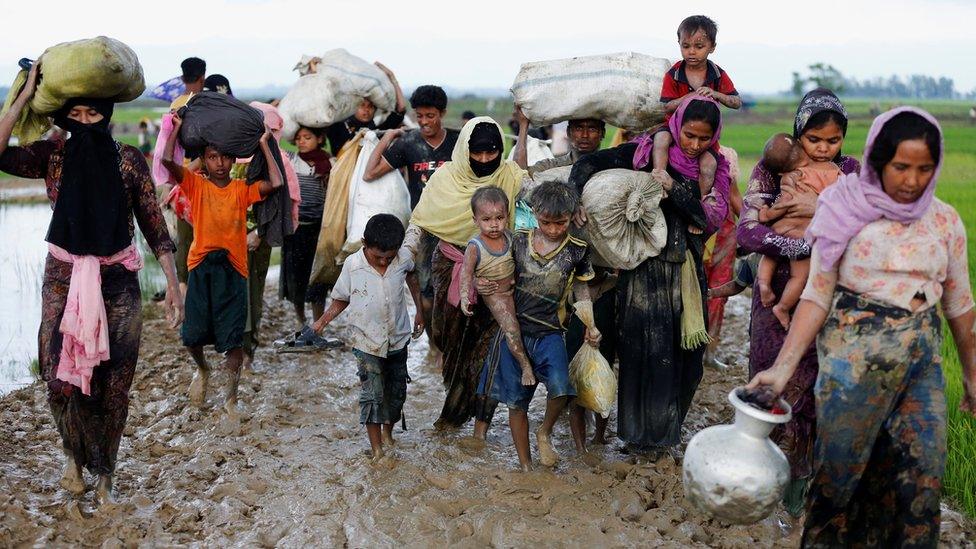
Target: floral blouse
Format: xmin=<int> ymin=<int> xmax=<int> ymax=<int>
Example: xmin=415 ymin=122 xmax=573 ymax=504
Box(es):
xmin=0 ymin=139 xmax=175 ymax=257
xmin=737 ymin=156 xmax=860 ymax=259
xmin=801 ymin=198 xmax=975 ymax=319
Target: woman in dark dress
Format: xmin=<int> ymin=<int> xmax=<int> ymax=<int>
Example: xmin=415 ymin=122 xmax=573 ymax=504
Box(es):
xmin=0 ymin=65 xmax=182 ymax=504
xmin=569 ymin=96 xmax=731 ymax=451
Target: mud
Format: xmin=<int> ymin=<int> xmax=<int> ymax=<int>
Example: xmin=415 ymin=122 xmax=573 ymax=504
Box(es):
xmin=1 ymin=288 xmax=973 ymax=547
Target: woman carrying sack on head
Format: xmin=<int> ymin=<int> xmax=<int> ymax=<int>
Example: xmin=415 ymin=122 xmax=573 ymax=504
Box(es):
xmin=0 ymin=64 xmax=183 ymax=504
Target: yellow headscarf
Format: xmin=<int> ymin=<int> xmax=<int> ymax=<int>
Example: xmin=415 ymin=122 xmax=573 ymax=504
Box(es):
xmin=410 ymin=117 xmax=526 ymax=246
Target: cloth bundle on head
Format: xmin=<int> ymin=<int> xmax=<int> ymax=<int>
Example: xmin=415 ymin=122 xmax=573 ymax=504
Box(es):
xmin=410 ymin=117 xmax=526 ymax=246
xmin=1 ymin=36 xmax=145 ymax=142
xmin=46 ymin=98 xmax=131 ymax=257
xmin=178 ymin=92 xmax=294 ymax=245
xmin=204 ymin=74 xmax=233 ymax=96
xmin=806 ymin=106 xmax=943 ymax=271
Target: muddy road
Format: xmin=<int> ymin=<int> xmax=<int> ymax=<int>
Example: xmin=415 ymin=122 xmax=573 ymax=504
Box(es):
xmin=1 ymin=287 xmax=972 ymax=547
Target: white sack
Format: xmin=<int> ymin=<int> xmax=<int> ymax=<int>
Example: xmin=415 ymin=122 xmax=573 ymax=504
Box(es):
xmin=511 ymin=52 xmax=671 ymax=131
xmin=507 ymin=135 xmax=554 ymax=165
xmin=280 ymin=49 xmax=397 ymax=141
xmin=581 ymin=169 xmax=667 ymax=270
xmin=340 ymin=131 xmax=411 ymax=260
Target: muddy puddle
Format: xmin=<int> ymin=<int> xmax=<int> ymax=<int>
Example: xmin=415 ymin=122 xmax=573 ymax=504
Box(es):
xmin=1 ymin=285 xmax=973 ymax=547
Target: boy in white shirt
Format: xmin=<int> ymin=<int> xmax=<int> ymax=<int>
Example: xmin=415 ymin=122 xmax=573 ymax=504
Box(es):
xmin=312 ymin=214 xmax=424 ymax=460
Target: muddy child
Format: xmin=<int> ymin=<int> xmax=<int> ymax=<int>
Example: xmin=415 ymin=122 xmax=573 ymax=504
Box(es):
xmin=755 ymin=133 xmax=842 ymax=328
xmin=312 ymin=214 xmax=425 ymax=460
xmin=162 ymin=114 xmax=283 ymax=422
xmin=477 ymin=181 xmax=601 ymax=471
xmin=652 ymin=15 xmax=741 ymax=203
xmin=459 ymin=186 xmax=536 ymax=388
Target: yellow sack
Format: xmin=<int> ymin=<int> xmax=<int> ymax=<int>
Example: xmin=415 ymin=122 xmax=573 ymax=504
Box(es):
xmin=309 ymin=131 xmax=364 ymax=287
xmin=568 ymin=300 xmax=617 ymax=418
xmin=2 ymin=36 xmax=145 ymax=142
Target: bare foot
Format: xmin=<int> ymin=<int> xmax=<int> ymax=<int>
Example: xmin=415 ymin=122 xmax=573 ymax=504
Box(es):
xmin=370 ymin=447 xmax=386 ymax=462
xmin=703 ymin=352 xmax=730 ymax=371
xmin=188 ymin=369 xmax=209 ymax=407
xmin=518 ymin=462 xmax=532 ymax=473
xmin=381 ymin=433 xmax=396 ymax=447
xmin=95 ymin=474 xmax=115 ymax=505
xmin=60 ymin=455 xmax=86 ymax=495
xmin=772 ymin=304 xmax=792 ymax=330
xmin=520 ymin=368 xmax=536 ymax=387
xmin=590 ymin=435 xmax=608 ymax=446
xmin=758 ymin=281 xmax=776 ymax=308
xmin=536 ymin=428 xmax=558 ymax=467
xmin=241 ymin=353 xmax=253 ymax=374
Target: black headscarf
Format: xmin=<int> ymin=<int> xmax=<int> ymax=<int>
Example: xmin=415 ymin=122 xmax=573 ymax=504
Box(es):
xmin=468 ymin=122 xmax=503 ymax=177
xmin=46 ymin=98 xmax=131 ymax=256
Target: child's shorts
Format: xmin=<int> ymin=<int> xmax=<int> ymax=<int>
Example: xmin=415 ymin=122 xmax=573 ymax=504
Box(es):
xmin=181 ymin=250 xmax=247 ymax=353
xmin=477 ymin=331 xmax=575 ymax=412
xmin=355 ymin=346 xmax=408 ymax=425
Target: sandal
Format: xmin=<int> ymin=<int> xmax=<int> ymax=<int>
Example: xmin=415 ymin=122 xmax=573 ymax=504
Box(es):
xmin=274 ymin=325 xmax=342 ymax=353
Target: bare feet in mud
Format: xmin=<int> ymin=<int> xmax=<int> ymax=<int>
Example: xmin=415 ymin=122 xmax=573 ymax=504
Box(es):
xmin=381 ymin=432 xmax=396 ymax=447
xmin=758 ymin=281 xmax=776 ymax=308
xmin=703 ymin=352 xmax=730 ymax=371
xmin=60 ymin=455 xmax=86 ymax=495
xmin=458 ymin=436 xmax=487 ymax=452
xmin=241 ymin=353 xmax=253 ymax=375
xmin=188 ymin=369 xmax=209 ymax=406
xmin=772 ymin=304 xmax=792 ymax=330
xmin=95 ymin=474 xmax=115 ymax=506
xmin=536 ymin=428 xmax=558 ymax=467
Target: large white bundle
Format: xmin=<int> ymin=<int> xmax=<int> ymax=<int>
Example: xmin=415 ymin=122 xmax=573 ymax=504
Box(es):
xmin=511 ymin=52 xmax=671 ymax=131
xmin=280 ymin=49 xmax=397 ymax=141
xmin=340 ymin=131 xmax=411 ymax=260
xmin=581 ymin=169 xmax=667 ymax=270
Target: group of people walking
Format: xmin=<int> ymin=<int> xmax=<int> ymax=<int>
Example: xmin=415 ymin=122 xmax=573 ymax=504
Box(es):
xmin=1 ymin=13 xmax=974 ymax=547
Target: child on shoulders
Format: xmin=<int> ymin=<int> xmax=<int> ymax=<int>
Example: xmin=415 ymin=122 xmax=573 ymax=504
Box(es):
xmin=653 ymin=15 xmax=741 ymax=201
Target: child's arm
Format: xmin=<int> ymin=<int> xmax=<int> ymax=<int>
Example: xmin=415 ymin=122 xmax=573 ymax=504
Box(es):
xmin=459 ymin=243 xmax=479 ymax=316
xmin=695 ymin=88 xmax=742 ymax=110
xmin=311 ymin=299 xmax=349 ymax=334
xmin=663 ymin=94 xmax=691 ymax=115
xmin=406 ymin=270 xmax=425 ymax=337
xmin=256 ymin=130 xmax=284 ymax=197
xmin=572 ymin=281 xmax=602 ymax=348
xmin=161 ymin=115 xmax=185 ymax=183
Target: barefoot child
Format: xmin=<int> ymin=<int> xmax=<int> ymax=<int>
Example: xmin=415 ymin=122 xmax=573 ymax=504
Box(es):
xmin=477 ymin=181 xmax=601 ymax=471
xmin=311 ymin=214 xmax=425 ymax=460
xmin=755 ymin=133 xmax=842 ymax=328
xmin=161 ymin=114 xmax=283 ymax=420
xmin=458 ymin=186 xmax=536 ymax=388
xmin=652 ymin=15 xmax=741 ymax=201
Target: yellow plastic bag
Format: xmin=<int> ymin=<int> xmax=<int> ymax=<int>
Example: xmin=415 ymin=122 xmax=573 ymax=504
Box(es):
xmin=309 ymin=131 xmax=364 ymax=287
xmin=568 ymin=300 xmax=617 ymax=418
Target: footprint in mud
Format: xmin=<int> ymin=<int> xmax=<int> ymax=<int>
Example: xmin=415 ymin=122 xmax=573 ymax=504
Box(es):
xmin=457 ymin=436 xmax=487 ymax=453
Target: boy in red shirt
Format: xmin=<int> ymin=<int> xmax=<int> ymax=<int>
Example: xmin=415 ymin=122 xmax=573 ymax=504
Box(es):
xmin=162 ymin=115 xmax=283 ymax=422
xmin=653 ymin=15 xmax=741 ymax=201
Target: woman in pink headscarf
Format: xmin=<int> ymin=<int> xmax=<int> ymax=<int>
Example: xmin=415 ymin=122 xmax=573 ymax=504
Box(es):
xmin=569 ymin=95 xmax=730 ymax=452
xmin=748 ymin=108 xmax=976 ymax=546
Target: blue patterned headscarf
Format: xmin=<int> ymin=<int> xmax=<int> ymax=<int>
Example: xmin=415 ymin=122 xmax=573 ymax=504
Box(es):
xmin=793 ymin=88 xmax=848 ymax=138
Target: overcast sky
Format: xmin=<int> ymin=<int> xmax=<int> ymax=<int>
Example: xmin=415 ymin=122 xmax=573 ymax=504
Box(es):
xmin=1 ymin=0 xmax=972 ymax=96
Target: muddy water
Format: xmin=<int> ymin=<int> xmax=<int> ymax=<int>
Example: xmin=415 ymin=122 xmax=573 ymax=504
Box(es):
xmin=0 ymin=287 xmax=972 ymax=547
xmin=0 ymin=202 xmax=166 ymax=394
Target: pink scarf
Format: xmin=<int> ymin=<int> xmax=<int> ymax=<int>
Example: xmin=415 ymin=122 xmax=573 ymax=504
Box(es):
xmin=807 ymin=106 xmax=942 ymax=271
xmin=152 ymin=112 xmax=184 ymax=187
xmin=250 ymin=101 xmax=302 ymax=228
xmin=48 ymin=243 xmax=144 ymax=395
xmin=438 ymin=241 xmax=478 ymax=308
